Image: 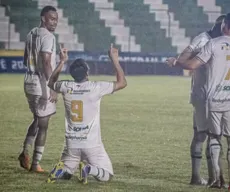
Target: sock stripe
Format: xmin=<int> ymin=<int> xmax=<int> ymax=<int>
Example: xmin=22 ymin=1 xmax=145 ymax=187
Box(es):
xmin=96 ymin=167 xmax=100 ymax=177
xmin=210 ymin=144 xmax=221 ymax=147
xmin=34 ymin=150 xmax=43 ymax=155
xmin=102 ymin=168 xmax=105 ymax=178
xmin=191 ymin=155 xmax=202 ymax=159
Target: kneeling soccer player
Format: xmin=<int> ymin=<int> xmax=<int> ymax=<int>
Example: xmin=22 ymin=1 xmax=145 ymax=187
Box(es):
xmin=47 ymin=44 xmax=127 ymax=184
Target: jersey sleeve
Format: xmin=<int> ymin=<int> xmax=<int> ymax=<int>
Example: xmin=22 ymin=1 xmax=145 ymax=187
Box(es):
xmin=195 ymin=40 xmax=213 ymax=64
xmin=40 ymin=34 xmax=55 ymax=53
xmin=53 ymin=81 xmax=70 ymax=94
xmin=188 ymin=35 xmax=203 ymax=51
xmin=97 ymin=81 xmax=115 ymax=97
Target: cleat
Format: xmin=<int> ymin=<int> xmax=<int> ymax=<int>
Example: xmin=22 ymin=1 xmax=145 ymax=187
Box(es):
xmin=190 ymin=177 xmax=207 ymax=186
xmin=78 ymin=162 xmax=89 ymax=185
xmin=207 ymin=180 xmax=221 ymax=189
xmin=220 ymin=175 xmax=228 ymax=189
xmin=47 ymin=162 xmax=65 ymax=183
xmin=18 ymin=152 xmax=30 ymax=170
xmin=30 ymin=164 xmax=45 ymax=173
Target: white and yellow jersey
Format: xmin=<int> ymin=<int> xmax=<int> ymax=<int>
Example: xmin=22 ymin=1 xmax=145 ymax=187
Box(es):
xmin=53 ymin=80 xmax=114 ymax=148
xmin=24 ymin=27 xmax=56 ymax=97
xmin=188 ymin=32 xmax=211 ymax=105
xmin=196 ymin=36 xmax=230 ymax=111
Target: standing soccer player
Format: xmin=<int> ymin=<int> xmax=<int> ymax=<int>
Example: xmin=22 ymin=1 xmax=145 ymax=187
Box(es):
xmin=46 ymin=44 xmax=127 ymax=184
xmin=18 ymin=6 xmax=58 ymax=172
xmin=167 ymin=15 xmax=226 ymax=186
xmin=167 ymin=13 xmax=230 ymax=189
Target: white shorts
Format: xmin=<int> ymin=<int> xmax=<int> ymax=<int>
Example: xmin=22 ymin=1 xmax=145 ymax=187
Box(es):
xmin=208 ymin=111 xmax=230 ymax=137
xmin=60 ymin=144 xmax=113 ymax=175
xmin=193 ymin=103 xmax=207 ymax=132
xmin=25 ymin=93 xmax=56 ymax=117
xmin=24 ymin=73 xmax=56 ymax=117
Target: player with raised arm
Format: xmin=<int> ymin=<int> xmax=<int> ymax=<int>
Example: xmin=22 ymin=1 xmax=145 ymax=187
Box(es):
xmin=168 ymin=15 xmax=226 ymax=186
xmin=18 ymin=6 xmax=58 ymax=172
xmin=166 ymin=13 xmax=230 ymax=189
xmin=46 ymin=44 xmax=127 ymax=184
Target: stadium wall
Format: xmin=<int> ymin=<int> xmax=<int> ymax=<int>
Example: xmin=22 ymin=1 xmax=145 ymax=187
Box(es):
xmin=0 ymin=50 xmax=183 ymax=76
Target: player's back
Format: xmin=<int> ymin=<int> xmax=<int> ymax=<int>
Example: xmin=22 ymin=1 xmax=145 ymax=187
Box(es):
xmin=24 ymin=27 xmax=56 ymax=75
xmin=58 ymin=80 xmax=114 ymax=148
xmin=24 ymin=27 xmax=56 ymax=97
xmin=189 ymin=32 xmax=211 ymax=104
xmin=206 ymin=35 xmax=230 ymax=111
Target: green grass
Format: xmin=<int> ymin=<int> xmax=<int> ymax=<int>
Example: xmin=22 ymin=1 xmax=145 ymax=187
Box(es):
xmin=0 ymin=74 xmax=227 ymax=192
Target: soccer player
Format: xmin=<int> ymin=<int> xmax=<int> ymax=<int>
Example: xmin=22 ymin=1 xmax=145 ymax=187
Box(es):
xmin=167 ymin=15 xmax=226 ymax=186
xmin=166 ymin=13 xmax=230 ymax=189
xmin=46 ymin=44 xmax=127 ymax=184
xmin=18 ymin=6 xmax=58 ymax=172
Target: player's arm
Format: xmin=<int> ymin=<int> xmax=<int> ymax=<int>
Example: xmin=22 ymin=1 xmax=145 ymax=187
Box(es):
xmin=166 ymin=35 xmax=202 ymax=68
xmin=48 ymin=47 xmax=68 ymax=91
xmin=23 ymin=42 xmax=28 ymax=67
xmin=109 ymin=44 xmax=127 ymax=92
xmin=167 ymin=40 xmax=213 ymax=70
xmin=177 ymin=47 xmax=197 ymax=65
xmin=174 ymin=57 xmax=204 ymax=70
xmin=40 ymin=35 xmax=55 ymax=81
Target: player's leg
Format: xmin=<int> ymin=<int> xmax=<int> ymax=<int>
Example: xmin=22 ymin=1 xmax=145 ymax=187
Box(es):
xmin=205 ymin=136 xmax=214 ymax=184
xmin=30 ymin=115 xmax=51 ymax=172
xmin=222 ymin=110 xmax=230 ymax=189
xmin=207 ymin=111 xmax=222 ymax=188
xmin=18 ymin=94 xmax=40 ymax=170
xmin=190 ymin=105 xmax=207 ymax=185
xmin=30 ymin=98 xmax=56 ymax=172
xmin=79 ymin=145 xmax=113 ymax=184
xmin=47 ymin=147 xmax=81 ymax=183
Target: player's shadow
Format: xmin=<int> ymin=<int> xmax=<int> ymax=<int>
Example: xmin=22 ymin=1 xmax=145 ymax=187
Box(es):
xmin=113 ymin=162 xmax=189 ymax=185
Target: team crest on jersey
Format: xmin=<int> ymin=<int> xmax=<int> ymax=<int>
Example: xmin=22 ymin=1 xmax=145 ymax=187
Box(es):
xmin=67 ymin=88 xmax=73 ymax=94
xmin=221 ymin=42 xmax=230 ymax=50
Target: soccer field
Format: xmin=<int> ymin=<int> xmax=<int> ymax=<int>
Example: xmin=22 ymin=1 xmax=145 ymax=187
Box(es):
xmin=0 ymin=74 xmax=224 ymax=192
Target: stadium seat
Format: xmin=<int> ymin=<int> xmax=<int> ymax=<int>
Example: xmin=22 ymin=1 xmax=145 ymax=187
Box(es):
xmin=163 ymin=0 xmax=212 ymax=38
xmin=215 ymin=0 xmax=230 ymax=15
xmin=110 ymin=0 xmax=177 ymax=53
xmin=1 ymin=0 xmax=40 ymax=41
xmin=57 ymin=0 xmax=116 ymax=52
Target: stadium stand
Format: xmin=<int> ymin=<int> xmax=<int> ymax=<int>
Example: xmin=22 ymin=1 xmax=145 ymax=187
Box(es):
xmin=57 ymin=0 xmax=117 ymax=52
xmin=143 ymin=0 xmax=190 ymax=53
xmin=163 ymin=0 xmax=213 ymax=38
xmin=1 ymin=0 xmax=40 ymax=43
xmin=0 ymin=0 xmax=227 ymax=53
xmin=196 ymin=0 xmax=221 ymax=23
xmin=35 ymin=0 xmax=84 ymax=51
xmin=89 ymin=0 xmax=141 ymax=52
xmin=215 ymin=0 xmax=230 ymax=15
xmin=0 ymin=4 xmax=24 ymax=49
xmin=110 ymin=0 xmax=177 ymax=53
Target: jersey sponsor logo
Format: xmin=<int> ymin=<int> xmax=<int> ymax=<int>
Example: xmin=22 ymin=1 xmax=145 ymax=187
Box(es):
xmin=215 ymin=84 xmax=230 ymax=92
xmin=67 ymin=89 xmax=90 ymax=95
xmin=212 ymin=98 xmax=230 ymax=103
xmin=65 ymin=135 xmax=87 ymax=141
xmin=68 ymin=125 xmax=89 ymax=132
xmin=221 ymin=42 xmax=230 ymax=50
xmin=223 ymin=86 xmax=230 ymax=91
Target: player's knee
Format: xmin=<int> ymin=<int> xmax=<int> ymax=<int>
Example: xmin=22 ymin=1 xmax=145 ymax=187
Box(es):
xmin=209 ymin=136 xmax=222 ymax=151
xmin=38 ymin=116 xmax=50 ymax=130
xmin=196 ymin=131 xmax=207 ymax=142
xmin=190 ymin=132 xmax=207 ymax=157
